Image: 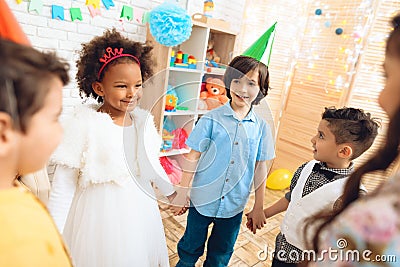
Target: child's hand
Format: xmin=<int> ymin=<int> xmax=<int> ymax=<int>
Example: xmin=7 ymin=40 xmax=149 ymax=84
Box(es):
xmin=166 ymin=191 xmax=177 ymax=203
xmin=245 ymin=215 xmax=254 ymax=232
xmin=171 ymin=206 xmax=188 ymax=216
xmin=245 ymin=208 xmax=266 ymax=234
xmin=169 ymin=188 xmax=190 ymax=216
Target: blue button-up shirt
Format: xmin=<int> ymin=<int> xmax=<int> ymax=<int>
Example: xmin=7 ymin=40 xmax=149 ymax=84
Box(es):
xmin=186 ymin=102 xmax=275 ymax=218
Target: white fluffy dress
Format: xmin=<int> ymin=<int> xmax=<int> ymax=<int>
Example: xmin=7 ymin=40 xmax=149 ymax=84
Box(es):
xmin=48 ymin=104 xmax=173 ymax=267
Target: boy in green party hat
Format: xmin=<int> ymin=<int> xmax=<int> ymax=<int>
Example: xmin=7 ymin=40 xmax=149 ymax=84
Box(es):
xmin=171 ymin=23 xmax=277 ymax=267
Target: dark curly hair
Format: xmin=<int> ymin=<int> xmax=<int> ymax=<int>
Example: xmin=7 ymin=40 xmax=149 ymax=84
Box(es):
xmin=223 ymin=55 xmax=270 ymax=105
xmin=0 ymin=38 xmax=69 ymax=133
xmin=322 ymin=107 xmax=380 ymax=159
xmin=76 ymin=28 xmax=153 ymax=103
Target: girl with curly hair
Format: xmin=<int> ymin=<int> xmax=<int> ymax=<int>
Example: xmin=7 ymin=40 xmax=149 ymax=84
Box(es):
xmin=47 ymin=29 xmax=176 ymax=267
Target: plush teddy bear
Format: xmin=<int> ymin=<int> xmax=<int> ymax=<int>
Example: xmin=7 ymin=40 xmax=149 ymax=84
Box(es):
xmin=200 ymin=77 xmax=229 ymax=110
xmin=206 ymin=38 xmax=220 ymax=64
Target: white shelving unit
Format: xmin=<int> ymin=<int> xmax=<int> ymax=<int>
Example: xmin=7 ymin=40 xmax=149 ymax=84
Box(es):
xmin=140 ymin=20 xmax=237 ymax=157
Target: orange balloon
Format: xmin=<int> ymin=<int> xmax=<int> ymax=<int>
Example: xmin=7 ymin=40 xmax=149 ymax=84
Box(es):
xmin=266 ymin=169 xmax=293 ymax=190
xmin=0 ymin=0 xmax=30 ymax=45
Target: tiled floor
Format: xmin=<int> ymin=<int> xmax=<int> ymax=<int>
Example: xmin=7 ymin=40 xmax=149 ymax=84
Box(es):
xmin=160 ymin=188 xmax=286 ymax=267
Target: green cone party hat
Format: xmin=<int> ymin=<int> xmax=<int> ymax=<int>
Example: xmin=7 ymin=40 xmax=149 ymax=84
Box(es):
xmin=242 ymin=22 xmax=277 ymax=66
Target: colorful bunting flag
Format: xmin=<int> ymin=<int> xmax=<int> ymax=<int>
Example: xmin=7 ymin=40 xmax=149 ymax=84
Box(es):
xmin=28 ymin=0 xmax=43 ymax=14
xmin=120 ymin=5 xmax=133 ymax=21
xmin=51 ymin=5 xmax=64 ymax=20
xmin=86 ymin=0 xmax=100 ymax=9
xmin=102 ymin=0 xmax=114 ymax=10
xmin=142 ymin=10 xmax=150 ymax=24
xmin=133 ymin=7 xmax=144 ymax=24
xmin=88 ymin=5 xmax=101 ymax=17
xmin=70 ymin=8 xmax=82 ymax=21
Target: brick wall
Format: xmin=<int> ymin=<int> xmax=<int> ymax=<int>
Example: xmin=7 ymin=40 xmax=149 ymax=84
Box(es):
xmin=6 ymin=0 xmax=245 ymax=114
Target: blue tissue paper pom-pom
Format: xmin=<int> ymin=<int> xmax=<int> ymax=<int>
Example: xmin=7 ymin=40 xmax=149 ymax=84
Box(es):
xmin=149 ymin=2 xmax=193 ymax=47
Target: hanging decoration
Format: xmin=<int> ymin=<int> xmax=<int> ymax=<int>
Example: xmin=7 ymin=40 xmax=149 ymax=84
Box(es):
xmin=70 ymin=8 xmax=82 ymax=21
xmin=120 ymin=5 xmax=133 ymax=21
xmin=149 ymin=2 xmax=192 ymax=47
xmin=133 ymin=8 xmax=144 ymax=24
xmin=28 ymin=0 xmax=43 ymax=14
xmin=11 ymin=0 xmax=149 ymax=25
xmin=101 ymin=0 xmax=114 ymax=10
xmin=142 ymin=11 xmax=151 ymax=24
xmin=51 ymin=5 xmax=64 ymax=20
xmin=315 ymin=9 xmax=322 ymax=15
xmin=88 ymin=5 xmax=101 ymax=17
xmin=86 ymin=0 xmax=100 ymax=9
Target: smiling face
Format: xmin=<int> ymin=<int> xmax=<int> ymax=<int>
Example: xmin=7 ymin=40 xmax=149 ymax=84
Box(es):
xmin=92 ymin=62 xmax=143 ymax=120
xmin=380 ymin=53 xmax=400 ymax=118
xmin=229 ymin=68 xmax=260 ymax=113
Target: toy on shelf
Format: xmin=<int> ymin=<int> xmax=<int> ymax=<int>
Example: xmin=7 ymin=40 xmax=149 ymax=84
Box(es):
xmin=170 ymin=50 xmax=175 ymax=67
xmin=170 ymin=50 xmax=197 ymax=69
xmin=206 ymin=38 xmax=220 ymax=64
xmin=205 ymin=59 xmax=219 ymax=68
xmin=200 ymin=77 xmax=229 ymax=110
xmin=171 ymin=128 xmax=188 ymax=149
xmin=188 ymin=55 xmax=197 ymax=69
xmin=161 ymin=116 xmax=176 ymax=152
xmin=165 ymin=95 xmax=178 ymax=112
xmin=161 ymin=116 xmax=189 ymax=152
xmin=165 ymin=85 xmax=189 ymax=112
xmin=159 ymin=156 xmax=182 ymax=185
xmin=165 ymin=85 xmax=178 ymax=112
xmin=203 ymin=0 xmax=214 ymax=18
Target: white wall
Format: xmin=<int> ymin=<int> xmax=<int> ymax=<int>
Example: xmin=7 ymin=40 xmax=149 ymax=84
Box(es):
xmin=6 ymin=0 xmax=245 ymax=114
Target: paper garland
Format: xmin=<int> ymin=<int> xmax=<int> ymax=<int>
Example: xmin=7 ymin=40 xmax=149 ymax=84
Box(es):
xmin=28 ymin=0 xmax=43 ymax=14
xmin=52 ymin=5 xmax=64 ymax=20
xmin=133 ymin=7 xmax=144 ymax=24
xmin=19 ymin=1 xmax=147 ymax=24
xmin=88 ymin=5 xmax=101 ymax=17
xmin=86 ymin=0 xmax=100 ymax=9
xmin=70 ymin=7 xmax=82 ymax=21
xmin=101 ymin=0 xmax=114 ymax=10
xmin=120 ymin=5 xmax=133 ymax=21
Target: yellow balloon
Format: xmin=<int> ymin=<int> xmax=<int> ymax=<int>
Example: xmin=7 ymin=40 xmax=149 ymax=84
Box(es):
xmin=266 ymin=169 xmax=293 ymax=190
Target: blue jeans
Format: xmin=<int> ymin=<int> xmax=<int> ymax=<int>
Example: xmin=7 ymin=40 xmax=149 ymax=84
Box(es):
xmin=176 ymin=207 xmax=243 ymax=267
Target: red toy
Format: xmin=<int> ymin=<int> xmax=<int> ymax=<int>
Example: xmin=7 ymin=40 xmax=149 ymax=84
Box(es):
xmin=159 ymin=157 xmax=182 ymax=185
xmin=171 ymin=128 xmax=188 ymax=149
xmin=200 ymin=77 xmax=229 ymax=110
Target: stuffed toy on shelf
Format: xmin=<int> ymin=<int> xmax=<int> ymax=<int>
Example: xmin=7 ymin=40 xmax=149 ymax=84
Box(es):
xmin=200 ymin=77 xmax=229 ymax=110
xmin=206 ymin=38 xmax=220 ymax=67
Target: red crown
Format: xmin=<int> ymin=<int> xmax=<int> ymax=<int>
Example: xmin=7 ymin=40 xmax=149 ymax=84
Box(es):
xmin=99 ymin=47 xmax=124 ymax=64
xmin=97 ymin=47 xmax=140 ymax=79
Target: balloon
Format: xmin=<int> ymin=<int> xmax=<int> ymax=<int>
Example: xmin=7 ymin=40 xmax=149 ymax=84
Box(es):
xmin=315 ymin=9 xmax=322 ymax=16
xmin=266 ymin=169 xmax=293 ymax=190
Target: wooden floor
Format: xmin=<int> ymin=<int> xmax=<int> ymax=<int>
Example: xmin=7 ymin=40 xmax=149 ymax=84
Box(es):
xmin=159 ymin=189 xmax=286 ymax=267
